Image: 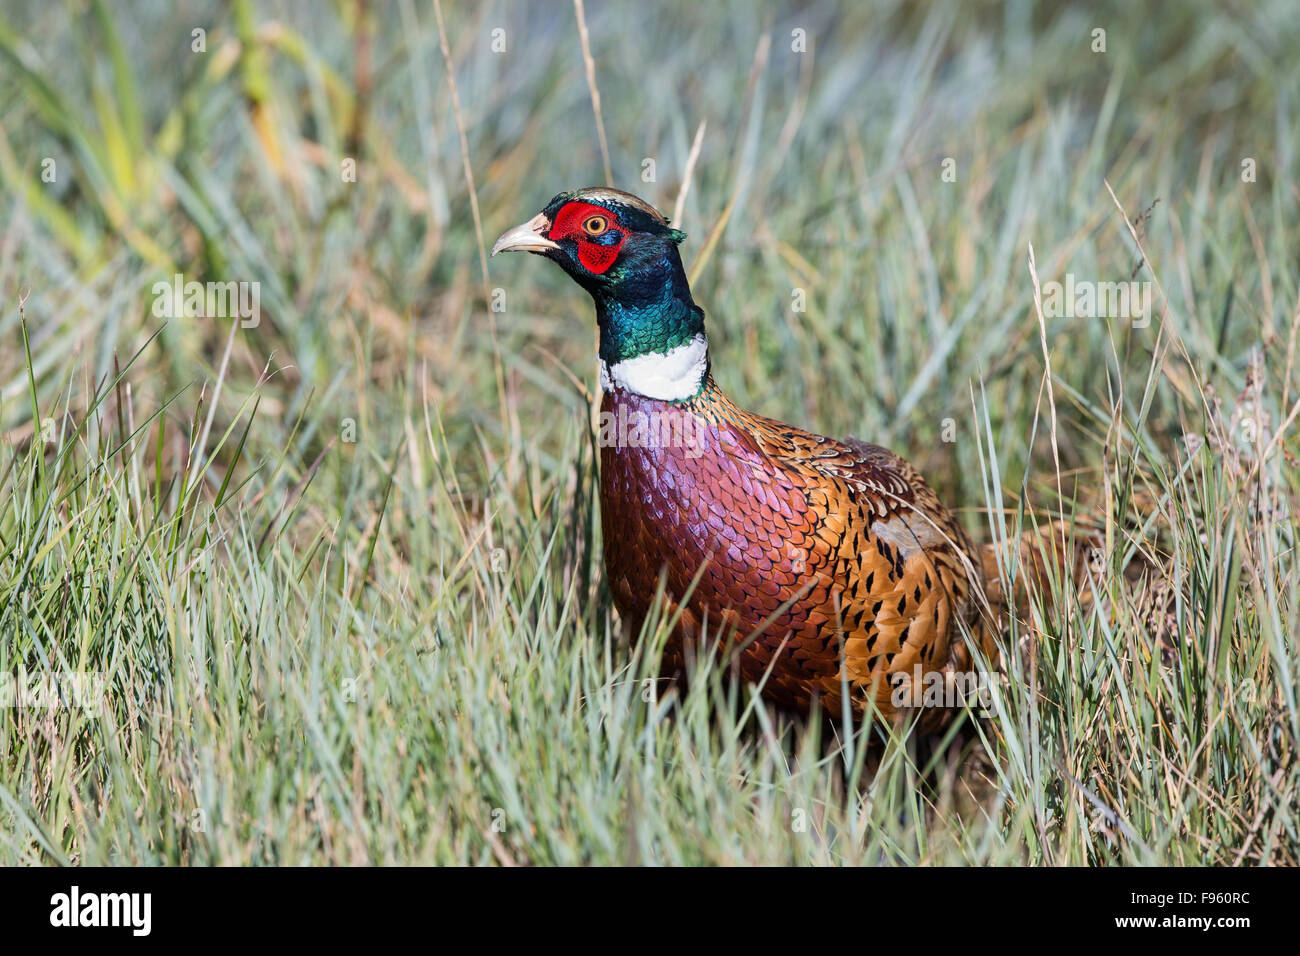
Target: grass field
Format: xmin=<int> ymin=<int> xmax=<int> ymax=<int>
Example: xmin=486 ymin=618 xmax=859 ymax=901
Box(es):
xmin=1 ymin=0 xmax=1297 ymax=865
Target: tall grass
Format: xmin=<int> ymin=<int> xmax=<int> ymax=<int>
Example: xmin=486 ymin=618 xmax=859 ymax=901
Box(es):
xmin=0 ymin=0 xmax=1296 ymax=864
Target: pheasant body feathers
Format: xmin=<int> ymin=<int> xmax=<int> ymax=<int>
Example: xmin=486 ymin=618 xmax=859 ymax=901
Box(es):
xmin=599 ymin=376 xmax=995 ymax=721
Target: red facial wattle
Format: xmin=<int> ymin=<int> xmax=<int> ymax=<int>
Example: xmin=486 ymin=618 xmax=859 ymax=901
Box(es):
xmin=577 ymin=238 xmax=622 ymax=274
xmin=547 ymin=200 xmax=626 ymax=275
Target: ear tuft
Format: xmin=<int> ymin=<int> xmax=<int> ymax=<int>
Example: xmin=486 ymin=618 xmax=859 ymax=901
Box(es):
xmin=667 ymin=229 xmax=687 ymax=244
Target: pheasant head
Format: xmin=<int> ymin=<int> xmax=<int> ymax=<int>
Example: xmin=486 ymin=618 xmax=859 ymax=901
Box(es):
xmin=492 ymin=187 xmax=708 ymax=401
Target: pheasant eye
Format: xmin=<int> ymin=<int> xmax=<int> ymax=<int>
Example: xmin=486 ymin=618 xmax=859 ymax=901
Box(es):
xmin=582 ymin=215 xmax=610 ymax=236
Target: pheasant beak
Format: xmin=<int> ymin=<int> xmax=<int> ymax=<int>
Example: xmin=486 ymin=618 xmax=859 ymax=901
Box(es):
xmin=490 ymin=213 xmax=561 ymax=256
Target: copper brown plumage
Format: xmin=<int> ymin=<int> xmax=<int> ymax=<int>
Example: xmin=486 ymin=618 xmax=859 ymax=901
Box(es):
xmin=493 ymin=187 xmax=1000 ymax=724
xmin=597 ymin=376 xmax=997 ymax=721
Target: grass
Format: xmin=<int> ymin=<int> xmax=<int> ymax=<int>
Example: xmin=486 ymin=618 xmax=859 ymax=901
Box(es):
xmin=0 ymin=0 xmax=1297 ymax=864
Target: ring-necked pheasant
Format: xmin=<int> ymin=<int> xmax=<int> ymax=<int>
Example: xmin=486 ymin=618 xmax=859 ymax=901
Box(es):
xmin=493 ymin=187 xmax=1002 ymax=724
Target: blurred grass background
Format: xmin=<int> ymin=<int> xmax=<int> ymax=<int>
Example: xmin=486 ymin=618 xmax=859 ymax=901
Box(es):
xmin=0 ymin=0 xmax=1297 ymax=864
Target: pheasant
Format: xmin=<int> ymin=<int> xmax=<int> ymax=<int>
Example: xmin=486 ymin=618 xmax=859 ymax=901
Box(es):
xmin=492 ymin=187 xmax=1002 ymax=724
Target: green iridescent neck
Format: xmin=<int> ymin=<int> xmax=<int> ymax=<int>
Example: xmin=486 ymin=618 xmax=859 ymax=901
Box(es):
xmin=596 ymin=295 xmax=705 ymax=365
xmin=594 ymin=246 xmax=706 ymax=364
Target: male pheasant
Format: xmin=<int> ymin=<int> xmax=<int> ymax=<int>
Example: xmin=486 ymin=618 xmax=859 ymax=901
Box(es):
xmin=493 ymin=187 xmax=999 ymax=724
